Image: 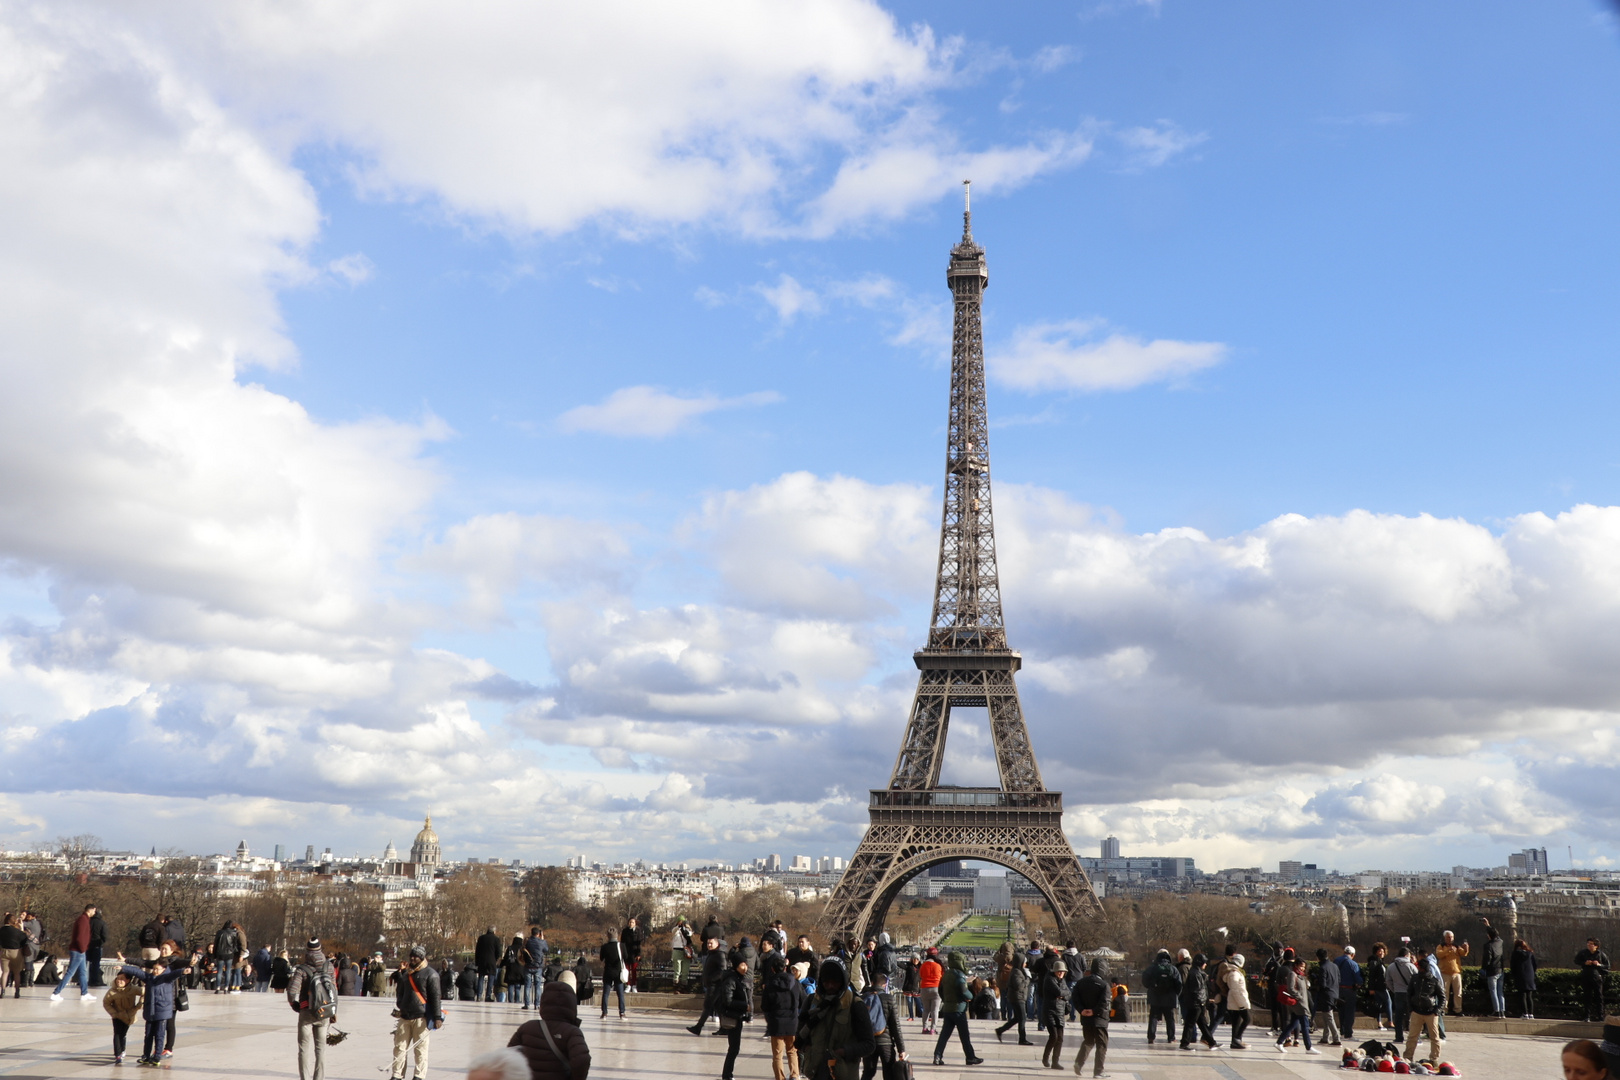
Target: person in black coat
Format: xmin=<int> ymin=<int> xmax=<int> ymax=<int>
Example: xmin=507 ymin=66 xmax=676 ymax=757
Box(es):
xmin=1072 ymin=958 xmax=1111 ymax=1077
xmin=457 ymin=962 xmax=478 ymax=1001
xmin=716 ymin=950 xmax=754 ymax=1080
xmin=686 ymin=933 xmax=729 ymax=1035
xmin=996 ymin=951 xmax=1033 ymax=1045
xmin=598 ymin=930 xmax=628 ymax=1019
xmin=1575 ymin=939 xmax=1611 ymax=1023
xmin=1179 ymin=953 xmax=1216 ymax=1050
xmin=507 ymin=980 xmax=591 ymax=1080
xmin=700 ymin=916 xmax=726 ymax=954
xmin=620 ymin=917 xmax=644 ymax=993
xmin=861 ymin=970 xmax=907 ymax=1080
xmin=1040 ymin=959 xmax=1072 ymax=1067
xmin=390 ymin=947 xmax=443 ymax=1080
xmin=474 ymin=928 xmax=502 ymax=1001
xmin=87 ymin=911 xmax=109 ymax=987
xmin=760 ymin=953 xmax=806 ymax=1080
xmin=1509 ymin=939 xmax=1539 ymax=1019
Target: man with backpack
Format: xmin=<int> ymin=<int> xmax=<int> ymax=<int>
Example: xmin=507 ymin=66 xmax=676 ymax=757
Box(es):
xmin=286 ymin=938 xmax=338 ymax=1080
xmin=1142 ymin=949 xmax=1181 ymax=1045
xmin=859 ymin=970 xmax=906 ymax=1080
xmin=389 ymin=946 xmax=442 ymax=1080
xmin=1404 ymin=945 xmax=1445 ymax=1064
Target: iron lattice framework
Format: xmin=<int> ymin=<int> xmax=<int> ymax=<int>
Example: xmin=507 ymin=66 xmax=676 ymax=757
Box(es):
xmin=825 ymin=188 xmax=1103 ymax=942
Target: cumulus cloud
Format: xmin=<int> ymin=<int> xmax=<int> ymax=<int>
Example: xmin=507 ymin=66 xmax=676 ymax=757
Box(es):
xmin=753 ymin=274 xmax=824 ymax=324
xmin=990 ymin=319 xmax=1228 ymax=391
xmin=558 ymin=386 xmax=783 ymax=438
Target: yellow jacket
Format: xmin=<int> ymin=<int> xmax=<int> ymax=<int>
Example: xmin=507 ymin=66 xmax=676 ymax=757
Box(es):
xmin=1434 ymin=943 xmax=1469 ymax=976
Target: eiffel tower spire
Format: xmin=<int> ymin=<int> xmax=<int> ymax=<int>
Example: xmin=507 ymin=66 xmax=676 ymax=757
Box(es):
xmin=823 ymin=194 xmax=1101 ymax=943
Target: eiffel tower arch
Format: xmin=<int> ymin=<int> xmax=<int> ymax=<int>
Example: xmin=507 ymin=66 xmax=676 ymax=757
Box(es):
xmin=824 ymin=185 xmax=1103 ymax=943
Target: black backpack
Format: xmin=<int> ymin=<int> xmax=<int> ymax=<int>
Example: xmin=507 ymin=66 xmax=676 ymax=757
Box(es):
xmin=297 ymin=964 xmax=338 ymax=1021
xmin=1407 ymin=970 xmax=1441 ymax=1016
xmin=138 ymin=924 xmax=160 ymax=948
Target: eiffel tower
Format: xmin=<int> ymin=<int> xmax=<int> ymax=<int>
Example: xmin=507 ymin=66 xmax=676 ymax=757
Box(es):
xmin=824 ymin=185 xmax=1103 ymax=942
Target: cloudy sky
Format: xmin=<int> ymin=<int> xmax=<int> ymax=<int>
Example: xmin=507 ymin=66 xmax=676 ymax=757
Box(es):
xmin=3 ymin=1 xmax=1620 ymax=873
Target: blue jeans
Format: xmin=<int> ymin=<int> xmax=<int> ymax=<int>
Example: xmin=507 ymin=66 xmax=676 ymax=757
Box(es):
xmin=1373 ymin=988 xmax=1392 ymax=1024
xmin=217 ymin=959 xmax=235 ymax=989
xmin=1484 ymin=973 xmax=1504 ymax=1014
xmin=475 ymin=972 xmax=495 ymax=1001
xmin=1391 ymin=991 xmax=1410 ymax=1041
xmin=54 ymin=950 xmax=89 ymax=995
xmin=1276 ymin=1012 xmax=1313 ymax=1050
xmin=524 ymin=971 xmax=542 ymax=1006
xmin=1337 ymin=994 xmax=1357 ymax=1037
xmin=600 ymin=977 xmax=625 ymax=1016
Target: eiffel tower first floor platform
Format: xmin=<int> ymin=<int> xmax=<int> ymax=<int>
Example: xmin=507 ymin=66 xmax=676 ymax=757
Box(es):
xmin=822 ymin=787 xmax=1104 ymax=943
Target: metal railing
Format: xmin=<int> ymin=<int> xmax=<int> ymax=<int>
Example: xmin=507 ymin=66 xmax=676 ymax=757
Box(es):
xmin=869 ymin=789 xmax=1061 ymax=810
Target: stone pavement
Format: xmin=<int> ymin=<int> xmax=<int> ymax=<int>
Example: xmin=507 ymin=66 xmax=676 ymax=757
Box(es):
xmin=0 ymin=989 xmax=1570 ymax=1079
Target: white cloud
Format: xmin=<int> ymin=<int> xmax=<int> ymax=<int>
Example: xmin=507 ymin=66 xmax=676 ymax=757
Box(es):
xmin=753 ymin=274 xmax=824 ymax=324
xmin=1115 ymin=120 xmax=1207 ymax=170
xmin=990 ymin=319 xmax=1228 ymax=391
xmin=326 ymin=252 xmax=374 ymax=285
xmin=558 ymin=386 xmax=782 ymax=438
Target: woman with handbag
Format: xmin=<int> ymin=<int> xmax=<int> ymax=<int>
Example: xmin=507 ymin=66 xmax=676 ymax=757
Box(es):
xmin=508 ymin=973 xmax=591 ymax=1079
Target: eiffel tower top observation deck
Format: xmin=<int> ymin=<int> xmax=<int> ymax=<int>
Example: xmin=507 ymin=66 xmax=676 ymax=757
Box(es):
xmin=823 ymin=185 xmax=1100 ymax=941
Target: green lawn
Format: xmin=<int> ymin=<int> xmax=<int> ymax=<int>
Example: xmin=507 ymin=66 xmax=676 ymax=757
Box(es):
xmin=938 ymin=913 xmax=1019 ymax=949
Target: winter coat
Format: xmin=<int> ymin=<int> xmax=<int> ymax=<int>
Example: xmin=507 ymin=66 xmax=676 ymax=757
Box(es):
xmin=1365 ymin=956 xmax=1387 ymax=992
xmin=457 ymin=965 xmax=478 ymax=1000
xmin=899 ymin=959 xmax=920 ymax=994
xmin=252 ymin=948 xmax=273 ymax=979
xmin=138 ymin=920 xmax=163 ymax=950
xmin=871 ymin=987 xmax=907 ymax=1054
xmin=917 ymin=958 xmax=942 ymax=989
xmin=367 ymin=960 xmax=388 ymax=996
xmin=509 ymin=982 xmax=591 ymax=1080
xmin=796 ymin=987 xmax=875 ymax=1080
xmin=700 ymin=948 xmax=727 ymax=993
xmin=160 ymin=919 xmax=185 ymax=946
xmin=700 ymin=920 xmax=725 ymax=949
xmin=103 ymin=980 xmax=144 ymax=1025
xmin=1334 ymin=955 xmax=1361 ymax=1001
xmin=1311 ymin=960 xmax=1339 ymax=1011
xmin=270 ymin=956 xmax=291 ymax=990
xmin=1217 ymin=958 xmax=1251 ymax=1010
xmin=120 ymin=964 xmax=186 ymax=1022
xmin=475 ymin=931 xmax=503 ymax=974
xmin=1006 ymin=961 xmax=1031 ymax=1004
xmin=1282 ymin=968 xmax=1310 ymax=1017
xmin=736 ymin=937 xmax=758 ymax=973
xmin=286 ymin=948 xmax=335 ymax=1016
xmin=717 ymin=969 xmax=753 ymax=1022
xmin=620 ymin=925 xmax=643 ymax=961
xmin=89 ymin=914 xmax=108 ymax=948
xmin=69 ymin=913 xmax=92 ymax=954
xmin=1479 ymin=937 xmax=1503 ymax=977
xmin=504 ymin=943 xmax=527 ymax=985
xmin=1073 ymin=971 xmax=1110 ymax=1030
xmin=392 ymin=962 xmax=442 ymax=1021
xmin=1040 ymin=973 xmax=1071 ymax=1026
xmin=1143 ymin=957 xmax=1182 ymax=1009
xmin=1179 ymin=965 xmax=1210 ymax=1007
xmin=939 ymin=953 xmax=971 ymax=1014
xmin=870 ymin=940 xmax=896 ymax=979
xmin=213 ymin=925 xmax=240 ymax=961
xmin=761 ymin=959 xmax=808 ymax=1036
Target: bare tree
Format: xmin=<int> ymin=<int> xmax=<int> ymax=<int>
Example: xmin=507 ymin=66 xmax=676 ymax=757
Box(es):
xmin=521 ymin=867 xmax=579 ymax=928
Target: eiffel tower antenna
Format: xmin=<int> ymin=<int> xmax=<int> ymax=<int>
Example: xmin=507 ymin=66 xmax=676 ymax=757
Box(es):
xmin=823 ymin=203 xmax=1103 ymax=943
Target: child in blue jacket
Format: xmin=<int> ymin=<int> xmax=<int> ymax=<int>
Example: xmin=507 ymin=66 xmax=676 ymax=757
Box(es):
xmin=119 ymin=957 xmax=192 ymax=1066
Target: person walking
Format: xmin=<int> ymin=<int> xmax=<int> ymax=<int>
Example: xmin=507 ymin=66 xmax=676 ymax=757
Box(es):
xmin=798 ymin=957 xmax=876 ymax=1080
xmin=1333 ymin=946 xmax=1361 ymax=1039
xmin=474 ymin=926 xmax=503 ymax=1002
xmin=1478 ymin=921 xmax=1504 ymax=1019
xmin=995 ymin=951 xmax=1034 ymax=1045
xmin=253 ymin=945 xmax=274 ymax=992
xmin=1071 ymin=958 xmax=1111 ymax=1078
xmin=523 ymin=927 xmax=548 ymax=1010
xmin=118 ymin=955 xmax=191 ymax=1066
xmin=1509 ymin=938 xmax=1538 ymax=1019
xmin=933 ymin=950 xmax=984 ymax=1067
xmin=1216 ymin=952 xmax=1251 ymax=1049
xmin=388 ymin=946 xmax=442 ymax=1080
xmin=1142 ymin=949 xmax=1181 ymax=1045
xmin=1433 ymin=931 xmax=1469 ymax=1017
xmin=620 ymin=917 xmax=643 ymax=994
xmin=286 ymin=938 xmax=338 ymax=1080
xmin=51 ymin=903 xmax=97 ymax=1002
xmin=716 ymin=949 xmax=753 ymax=1080
xmin=1 ymin=913 xmax=28 ymax=996
xmin=597 ymin=930 xmax=627 ymax=1020
xmin=1403 ymin=948 xmax=1445 ymax=1065
xmin=1178 ymin=953 xmax=1216 ymax=1051
xmin=689 ymin=934 xmax=728 ymax=1033
xmin=671 ymin=917 xmax=696 ymax=991
xmin=1273 ymin=958 xmax=1319 ymax=1055
xmin=761 ymin=952 xmax=805 ymax=1080
xmin=1038 ymin=958 xmax=1071 ymax=1068
xmin=1575 ymin=938 xmax=1610 ymax=1023
xmin=859 ymin=970 xmax=906 ymax=1080
xmin=917 ymin=947 xmax=943 ymax=1035
xmin=506 ymin=973 xmax=591 ymax=1080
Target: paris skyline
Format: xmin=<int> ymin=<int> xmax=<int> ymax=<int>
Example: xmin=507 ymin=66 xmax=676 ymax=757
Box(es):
xmin=2 ymin=3 xmax=1619 ymax=874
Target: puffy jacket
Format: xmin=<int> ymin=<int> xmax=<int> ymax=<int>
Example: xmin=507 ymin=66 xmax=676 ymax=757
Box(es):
xmin=938 ymin=953 xmax=970 ymax=1014
xmin=1006 ymin=961 xmax=1031 ymax=1004
xmin=761 ymin=957 xmax=807 ymax=1036
xmin=870 ymin=938 xmax=896 ymax=979
xmin=392 ymin=962 xmax=442 ymax=1022
xmin=1073 ymin=965 xmax=1110 ymax=1029
xmin=717 ymin=969 xmax=753 ymax=1022
xmin=1480 ymin=936 xmax=1503 ymax=977
xmin=509 ymin=982 xmax=591 ymax=1080
xmin=1040 ymin=973 xmax=1071 ymax=1025
xmin=1217 ymin=958 xmax=1250 ymax=1010
xmin=1179 ymin=965 xmax=1209 ymax=1006
xmin=796 ymin=983 xmax=875 ymax=1080
xmin=103 ymin=979 xmax=143 ymax=1025
xmin=120 ymin=964 xmax=185 ymax=1022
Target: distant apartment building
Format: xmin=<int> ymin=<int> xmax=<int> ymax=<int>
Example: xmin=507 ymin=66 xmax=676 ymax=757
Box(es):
xmin=1100 ymin=836 xmax=1121 ymax=860
xmin=1509 ymin=848 xmax=1550 ymax=876
xmin=791 ymin=855 xmax=812 ymax=872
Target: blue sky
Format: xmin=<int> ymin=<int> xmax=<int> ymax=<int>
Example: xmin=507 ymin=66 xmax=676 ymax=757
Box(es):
xmin=2 ymin=1 xmax=1619 ymax=873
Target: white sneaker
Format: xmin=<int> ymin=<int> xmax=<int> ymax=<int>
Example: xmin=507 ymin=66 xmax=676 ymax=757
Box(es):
xmin=49 ymin=992 xmax=62 ymax=1001
xmin=1305 ymin=1047 xmax=1322 ymax=1055
xmin=80 ymin=993 xmax=96 ymax=1002
xmin=1276 ymin=1043 xmax=1287 ymax=1053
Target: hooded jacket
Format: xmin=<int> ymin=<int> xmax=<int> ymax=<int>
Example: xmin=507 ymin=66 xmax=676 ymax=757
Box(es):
xmin=938 ymin=952 xmax=971 ymax=1014
xmin=1178 ymin=960 xmax=1210 ymax=1007
xmin=870 ymin=933 xmax=896 ymax=979
xmin=795 ymin=960 xmax=875 ymax=1080
xmin=761 ymin=954 xmax=807 ymax=1036
xmin=509 ymin=981 xmax=591 ymax=1080
xmin=1217 ymin=955 xmax=1250 ymax=1010
xmin=1040 ymin=969 xmax=1072 ymax=1025
xmin=1006 ymin=955 xmax=1031 ymax=1003
xmin=120 ymin=964 xmax=186 ymax=1022
xmin=103 ymin=978 xmax=144 ymax=1025
xmin=1143 ymin=953 xmax=1182 ymax=1009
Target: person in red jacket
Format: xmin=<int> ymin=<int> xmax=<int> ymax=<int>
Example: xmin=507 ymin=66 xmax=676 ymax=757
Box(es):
xmin=918 ymin=947 xmax=944 ymax=1035
xmin=51 ymin=904 xmax=97 ymax=1002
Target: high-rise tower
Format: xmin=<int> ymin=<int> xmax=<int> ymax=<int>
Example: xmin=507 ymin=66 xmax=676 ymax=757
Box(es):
xmin=824 ymin=186 xmax=1102 ymax=940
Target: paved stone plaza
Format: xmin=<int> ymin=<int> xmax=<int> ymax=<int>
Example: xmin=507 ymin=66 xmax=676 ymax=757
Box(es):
xmin=0 ymin=992 xmax=1568 ymax=1079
